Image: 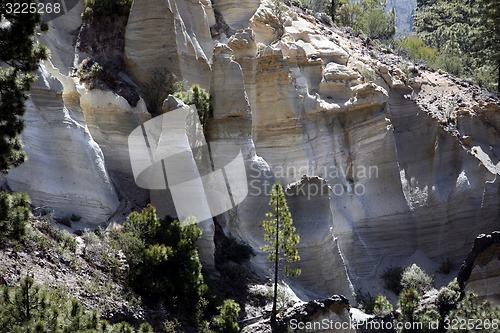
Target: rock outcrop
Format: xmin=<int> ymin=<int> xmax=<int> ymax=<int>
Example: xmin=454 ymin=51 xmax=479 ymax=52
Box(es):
xmin=277 ymin=295 xmax=354 ymax=333
xmin=458 ymin=232 xmax=500 ymax=301
xmin=6 ymin=64 xmax=119 ymax=224
xmin=124 ymin=0 xmax=213 ymax=90
xmin=9 ymin=0 xmax=498 ymax=306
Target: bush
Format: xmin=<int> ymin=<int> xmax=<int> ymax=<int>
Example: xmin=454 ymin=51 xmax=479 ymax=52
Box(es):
xmin=142 ymin=68 xmax=181 ymax=115
xmin=77 ymin=59 xmax=115 ymax=89
xmin=0 ymin=191 xmax=31 ymax=246
xmin=213 ymin=299 xmax=240 ymax=333
xmin=38 ymin=220 xmax=77 ymax=253
xmin=175 ymin=85 xmax=211 ymax=127
xmin=270 ymin=0 xmax=287 ymax=38
xmin=361 ymin=7 xmax=395 ymax=40
xmin=438 ymin=258 xmax=452 ymax=275
xmin=82 ymin=229 xmax=122 ymax=275
xmin=446 ymin=292 xmax=500 ymax=333
xmin=337 ymin=0 xmax=395 ymax=41
xmin=116 ymin=206 xmax=206 ymax=314
xmin=400 ymin=264 xmax=433 ymax=295
xmin=396 ymin=35 xmax=437 ymax=64
xmin=381 ymin=266 xmax=404 ymax=294
xmin=436 ymin=279 xmax=460 ymax=317
xmin=434 ymin=51 xmax=463 ymax=76
xmin=395 ymin=278 xmax=499 ymax=333
xmin=0 ymin=276 xmax=149 ymax=332
xmin=398 ymin=287 xmax=420 ymax=324
xmin=373 ymin=295 xmax=393 ymax=316
xmin=83 ymin=0 xmax=132 ymax=19
xmin=356 ymin=290 xmax=376 ymax=313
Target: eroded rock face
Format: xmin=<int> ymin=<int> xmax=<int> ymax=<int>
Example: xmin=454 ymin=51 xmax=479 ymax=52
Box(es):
xmin=458 ymin=232 xmax=500 ymax=301
xmin=6 ymin=66 xmax=119 ymax=224
xmin=277 ymin=295 xmax=354 ymax=333
xmin=285 ymin=176 xmax=353 ymax=298
xmin=20 ymin=0 xmax=500 ymax=302
xmin=78 ymin=88 xmax=150 ymax=174
xmin=124 ymin=0 xmax=212 ymax=91
xmin=212 ymin=0 xmax=261 ymax=31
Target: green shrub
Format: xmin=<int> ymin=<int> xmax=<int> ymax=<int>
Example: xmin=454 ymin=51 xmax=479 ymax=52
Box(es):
xmin=397 ymin=35 xmax=437 ymax=64
xmin=446 ymin=292 xmax=500 ymax=333
xmin=270 ymin=0 xmax=287 ymax=38
xmin=0 ymin=276 xmax=149 ymax=332
xmin=413 ymin=304 xmax=440 ymax=333
xmin=337 ymin=0 xmax=395 ymax=41
xmin=361 ymin=7 xmax=395 ymax=40
xmin=38 ymin=220 xmax=77 ymax=253
xmin=356 ymin=290 xmax=376 ymax=313
xmin=373 ymin=295 xmax=393 ymax=316
xmin=82 ymin=229 xmax=122 ymax=275
xmin=142 ymin=68 xmax=181 ymax=115
xmin=83 ymin=0 xmax=132 ymax=19
xmin=213 ymin=299 xmax=240 ymax=333
xmin=434 ymin=51 xmax=463 ymax=76
xmin=175 ymin=85 xmax=211 ymax=127
xmin=0 ymin=191 xmax=31 ymax=246
xmin=395 ymin=278 xmax=499 ymax=333
xmin=77 ymin=59 xmax=115 ymax=89
xmin=398 ymin=287 xmax=421 ymax=324
xmin=436 ymin=279 xmax=460 ymax=317
xmin=381 ymin=266 xmax=404 ymax=294
xmin=400 ymin=264 xmax=433 ymax=295
xmin=438 ymin=258 xmax=453 ymax=275
xmin=117 ymin=205 xmax=206 ymax=314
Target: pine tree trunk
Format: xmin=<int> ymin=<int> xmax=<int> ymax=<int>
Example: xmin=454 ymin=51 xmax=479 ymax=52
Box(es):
xmin=271 ymin=202 xmax=279 ymax=331
xmin=497 ymin=58 xmax=500 ymax=93
xmin=331 ymin=0 xmax=336 ymax=24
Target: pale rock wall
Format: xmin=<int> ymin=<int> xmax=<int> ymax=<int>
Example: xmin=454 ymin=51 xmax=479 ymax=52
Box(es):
xmin=10 ymin=0 xmax=498 ymax=300
xmin=459 ymin=232 xmax=500 ymax=301
xmin=124 ymin=0 xmax=212 ymax=92
xmin=466 ymin=244 xmax=500 ymax=301
xmin=37 ymin=0 xmax=85 ymax=74
xmin=6 ymin=65 xmax=119 ymax=224
xmin=212 ymin=0 xmax=261 ymax=30
xmin=286 ymin=177 xmax=353 ymax=298
xmin=78 ymin=88 xmax=150 ymax=174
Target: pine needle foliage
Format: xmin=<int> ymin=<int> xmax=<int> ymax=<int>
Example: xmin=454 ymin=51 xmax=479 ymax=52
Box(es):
xmin=261 ymin=182 xmax=300 ymax=329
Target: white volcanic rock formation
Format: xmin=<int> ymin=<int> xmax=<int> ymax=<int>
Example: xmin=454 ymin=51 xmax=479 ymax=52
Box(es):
xmin=124 ymin=0 xmax=213 ymax=91
xmin=78 ymin=88 xmax=150 ymax=174
xmin=5 ymin=64 xmax=119 ymax=224
xmin=458 ymin=232 xmax=500 ymax=301
xmin=212 ymin=0 xmax=261 ymax=31
xmin=8 ymin=0 xmax=498 ymax=304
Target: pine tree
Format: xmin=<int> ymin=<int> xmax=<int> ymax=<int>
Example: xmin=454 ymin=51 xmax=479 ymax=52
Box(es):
xmin=262 ymin=182 xmax=300 ymax=330
xmin=0 ymin=0 xmax=49 ymax=173
xmin=0 ymin=191 xmax=31 ymax=245
xmin=413 ymin=0 xmax=499 ymax=91
xmin=477 ymin=0 xmax=500 ymax=92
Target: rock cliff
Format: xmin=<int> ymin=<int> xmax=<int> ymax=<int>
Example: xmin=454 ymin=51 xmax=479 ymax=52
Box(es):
xmin=3 ymin=0 xmax=499 ymax=306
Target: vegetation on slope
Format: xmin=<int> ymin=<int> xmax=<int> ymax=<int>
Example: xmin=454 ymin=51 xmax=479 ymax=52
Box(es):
xmin=398 ymin=0 xmax=499 ymax=92
xmin=289 ymin=0 xmax=396 ymax=41
xmin=0 ymin=195 xmax=243 ymax=332
xmin=0 ymin=0 xmax=49 ymax=173
xmin=359 ymin=264 xmax=500 ymax=333
xmin=0 ymin=276 xmax=154 ymax=333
